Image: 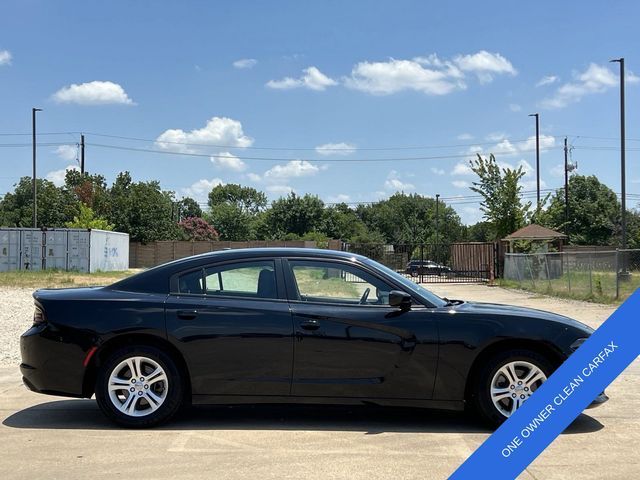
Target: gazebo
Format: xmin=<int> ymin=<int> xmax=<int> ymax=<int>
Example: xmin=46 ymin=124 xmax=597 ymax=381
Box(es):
xmin=502 ymin=224 xmax=567 ymax=253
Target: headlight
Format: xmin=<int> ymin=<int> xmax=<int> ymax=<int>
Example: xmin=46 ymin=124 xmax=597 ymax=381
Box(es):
xmin=570 ymin=337 xmax=588 ymax=352
xmin=33 ymin=306 xmax=46 ymax=326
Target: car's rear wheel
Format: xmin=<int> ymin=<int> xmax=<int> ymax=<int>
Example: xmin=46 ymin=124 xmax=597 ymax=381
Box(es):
xmin=95 ymin=346 xmax=183 ymax=428
xmin=473 ymin=349 xmax=553 ymax=427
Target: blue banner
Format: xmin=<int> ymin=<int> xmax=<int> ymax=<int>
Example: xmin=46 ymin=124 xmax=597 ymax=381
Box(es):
xmin=450 ymin=289 xmax=640 ymax=480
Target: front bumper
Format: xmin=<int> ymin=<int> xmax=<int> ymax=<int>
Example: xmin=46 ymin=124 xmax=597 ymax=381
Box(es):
xmin=587 ymin=391 xmax=609 ymax=409
xmin=20 ymin=323 xmax=89 ymax=398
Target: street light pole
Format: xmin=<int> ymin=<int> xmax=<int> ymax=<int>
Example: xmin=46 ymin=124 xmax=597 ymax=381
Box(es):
xmin=528 ymin=113 xmax=540 ymax=216
xmin=564 ymin=137 xmax=569 ymax=239
xmin=32 ymin=107 xmax=42 ymax=228
xmin=610 ymin=58 xmax=626 ymax=251
xmin=435 ymin=194 xmax=440 ymax=263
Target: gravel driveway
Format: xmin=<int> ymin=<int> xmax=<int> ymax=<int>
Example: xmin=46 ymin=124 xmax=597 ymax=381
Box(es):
xmin=0 ymin=288 xmax=35 ymax=368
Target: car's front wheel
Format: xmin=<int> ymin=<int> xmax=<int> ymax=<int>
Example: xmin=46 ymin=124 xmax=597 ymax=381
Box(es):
xmin=473 ymin=349 xmax=553 ymax=427
xmin=95 ymin=346 xmax=183 ymax=428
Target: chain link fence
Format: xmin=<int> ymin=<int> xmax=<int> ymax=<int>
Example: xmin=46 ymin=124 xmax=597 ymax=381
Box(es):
xmin=503 ymin=249 xmax=640 ymax=301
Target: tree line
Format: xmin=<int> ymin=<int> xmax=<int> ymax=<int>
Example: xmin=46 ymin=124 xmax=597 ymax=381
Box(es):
xmin=1 ymin=155 xmax=638 ymax=249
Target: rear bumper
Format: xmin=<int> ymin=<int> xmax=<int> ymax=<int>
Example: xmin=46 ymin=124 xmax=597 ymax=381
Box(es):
xmin=587 ymin=391 xmax=609 ymax=409
xmin=20 ymin=324 xmax=89 ymax=398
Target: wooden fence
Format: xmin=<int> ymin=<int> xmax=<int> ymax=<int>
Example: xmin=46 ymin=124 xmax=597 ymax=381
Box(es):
xmin=129 ymin=239 xmax=342 ymax=268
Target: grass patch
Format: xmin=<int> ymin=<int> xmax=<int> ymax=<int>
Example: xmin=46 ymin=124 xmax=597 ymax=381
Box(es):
xmin=499 ymin=270 xmax=640 ymax=304
xmin=0 ymin=269 xmax=138 ymax=289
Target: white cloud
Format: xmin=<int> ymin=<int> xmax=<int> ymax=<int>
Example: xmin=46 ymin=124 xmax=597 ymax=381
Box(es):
xmin=0 ymin=50 xmax=12 ymax=66
xmin=345 ymin=58 xmax=465 ymax=95
xmin=233 ymin=58 xmax=257 ymax=69
xmin=457 ymin=133 xmax=474 ymax=140
xmin=493 ymin=139 xmax=518 ymax=155
xmin=536 ymin=75 xmax=559 ymax=87
xmin=521 ymin=134 xmax=556 ymax=151
xmin=266 ymin=185 xmax=295 ymax=195
xmin=264 ymin=160 xmax=319 ymax=179
xmin=430 ymin=167 xmax=445 ymax=175
xmin=452 ymin=162 xmax=474 ymax=176
xmin=452 ymin=180 xmax=470 ymax=189
xmin=384 ymin=170 xmax=415 ymax=191
xmin=46 ymin=165 xmax=79 ymax=187
xmin=156 ymin=117 xmax=253 ymax=153
xmin=52 ymin=81 xmax=134 ymax=105
xmin=460 ymin=206 xmax=483 ymax=225
xmin=385 ymin=178 xmax=415 ymax=191
xmin=210 ymin=152 xmax=246 ymax=172
xmin=54 ymin=144 xmax=78 ymax=161
xmin=540 ymin=63 xmax=638 ymax=109
xmin=453 ymin=50 xmax=517 ymax=83
xmin=267 ymin=66 xmax=337 ymax=91
xmin=245 ymin=172 xmax=262 ymax=182
xmin=509 ymin=103 xmax=522 ymax=112
xmin=182 ymin=178 xmax=224 ymax=202
xmin=327 ymin=194 xmax=351 ymax=203
xmin=315 ymin=142 xmax=356 ymax=156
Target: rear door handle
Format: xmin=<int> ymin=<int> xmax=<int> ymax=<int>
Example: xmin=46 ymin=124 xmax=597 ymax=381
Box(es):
xmin=300 ymin=319 xmax=320 ymax=331
xmin=177 ymin=309 xmax=198 ymax=320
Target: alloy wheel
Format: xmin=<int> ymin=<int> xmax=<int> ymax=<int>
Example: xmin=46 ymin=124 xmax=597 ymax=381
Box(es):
xmin=107 ymin=356 xmax=169 ymax=417
xmin=490 ymin=360 xmax=547 ymax=417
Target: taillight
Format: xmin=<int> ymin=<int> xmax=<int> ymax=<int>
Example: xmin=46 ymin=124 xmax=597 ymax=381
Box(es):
xmin=33 ymin=306 xmax=46 ymax=326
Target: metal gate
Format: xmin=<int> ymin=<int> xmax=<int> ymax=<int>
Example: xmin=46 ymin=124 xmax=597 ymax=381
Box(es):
xmin=342 ymin=242 xmax=497 ymax=283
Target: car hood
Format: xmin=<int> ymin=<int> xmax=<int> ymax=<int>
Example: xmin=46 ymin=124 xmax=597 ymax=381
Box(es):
xmin=452 ymin=301 xmax=594 ymax=334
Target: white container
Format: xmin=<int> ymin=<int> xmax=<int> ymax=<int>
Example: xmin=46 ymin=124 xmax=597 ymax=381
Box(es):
xmin=0 ymin=229 xmax=21 ymax=272
xmin=89 ymin=229 xmax=129 ymax=272
xmin=43 ymin=230 xmax=68 ymax=270
xmin=20 ymin=229 xmax=43 ymax=271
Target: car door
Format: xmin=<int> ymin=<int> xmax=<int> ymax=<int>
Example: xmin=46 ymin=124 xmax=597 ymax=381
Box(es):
xmin=165 ymin=258 xmax=294 ymax=397
xmin=284 ymin=258 xmax=439 ymax=400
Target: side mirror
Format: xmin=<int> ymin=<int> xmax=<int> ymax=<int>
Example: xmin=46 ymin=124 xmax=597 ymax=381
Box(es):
xmin=389 ymin=290 xmax=412 ymax=310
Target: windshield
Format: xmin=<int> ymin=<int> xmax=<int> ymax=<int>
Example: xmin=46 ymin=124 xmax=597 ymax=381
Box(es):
xmin=363 ymin=258 xmax=448 ymax=308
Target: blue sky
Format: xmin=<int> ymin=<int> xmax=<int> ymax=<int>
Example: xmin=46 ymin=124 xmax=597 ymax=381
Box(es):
xmin=1 ymin=0 xmax=639 ymax=224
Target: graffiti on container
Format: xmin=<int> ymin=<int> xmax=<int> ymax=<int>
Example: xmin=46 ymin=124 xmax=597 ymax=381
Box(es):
xmin=104 ymin=237 xmax=119 ymax=258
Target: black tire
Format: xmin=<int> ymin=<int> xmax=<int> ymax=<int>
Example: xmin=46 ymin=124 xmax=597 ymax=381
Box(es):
xmin=95 ymin=345 xmax=183 ymax=428
xmin=472 ymin=349 xmax=554 ymax=428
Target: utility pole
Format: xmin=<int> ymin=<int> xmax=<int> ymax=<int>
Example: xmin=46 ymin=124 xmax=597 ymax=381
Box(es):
xmin=435 ymin=194 xmax=440 ymax=263
xmin=32 ymin=107 xmax=42 ymax=228
xmin=564 ymin=137 xmax=569 ymax=239
xmin=528 ymin=113 xmax=541 ymax=216
xmin=80 ymin=134 xmax=85 ymax=174
xmin=610 ymin=57 xmax=628 ymax=277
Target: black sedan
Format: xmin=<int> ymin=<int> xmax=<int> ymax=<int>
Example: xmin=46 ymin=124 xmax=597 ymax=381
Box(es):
xmin=405 ymin=260 xmax=452 ymax=277
xmin=20 ymin=248 xmax=606 ymax=428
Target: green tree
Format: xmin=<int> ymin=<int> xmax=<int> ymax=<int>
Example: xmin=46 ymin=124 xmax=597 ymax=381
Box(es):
xmin=0 ymin=177 xmax=74 ymax=227
xmin=539 ymin=175 xmax=620 ymax=245
xmin=108 ymin=172 xmax=180 ymax=242
xmin=65 ymin=203 xmax=114 ymax=230
xmin=355 ymin=193 xmax=463 ymax=247
xmin=319 ymin=203 xmax=370 ymax=241
xmin=208 ymin=184 xmax=267 ymax=215
xmin=178 ymin=197 xmax=203 ymax=219
xmin=469 ymin=153 xmax=531 ymax=240
xmin=205 ymin=204 xmax=253 ymax=241
xmin=63 ymin=170 xmax=111 ymax=219
xmin=265 ymin=193 xmax=325 ymax=238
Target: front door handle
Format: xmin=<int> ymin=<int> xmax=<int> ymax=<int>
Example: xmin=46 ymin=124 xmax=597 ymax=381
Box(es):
xmin=300 ymin=319 xmax=320 ymax=331
xmin=177 ymin=309 xmax=198 ymax=320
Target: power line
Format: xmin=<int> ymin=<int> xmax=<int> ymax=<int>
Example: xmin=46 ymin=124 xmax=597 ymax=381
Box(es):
xmin=86 ymin=142 xmax=560 ymax=163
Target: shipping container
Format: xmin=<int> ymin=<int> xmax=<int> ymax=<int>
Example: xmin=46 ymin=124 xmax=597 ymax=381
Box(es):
xmin=20 ymin=229 xmax=43 ymax=271
xmin=0 ymin=228 xmax=21 ymax=272
xmin=0 ymin=228 xmax=129 ymax=273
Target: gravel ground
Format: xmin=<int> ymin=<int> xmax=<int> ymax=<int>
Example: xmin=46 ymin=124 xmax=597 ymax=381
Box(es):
xmin=0 ymin=288 xmax=35 ymax=368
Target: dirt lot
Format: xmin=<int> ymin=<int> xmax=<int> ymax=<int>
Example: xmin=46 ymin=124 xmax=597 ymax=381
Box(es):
xmin=0 ymin=284 xmax=637 ymax=479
